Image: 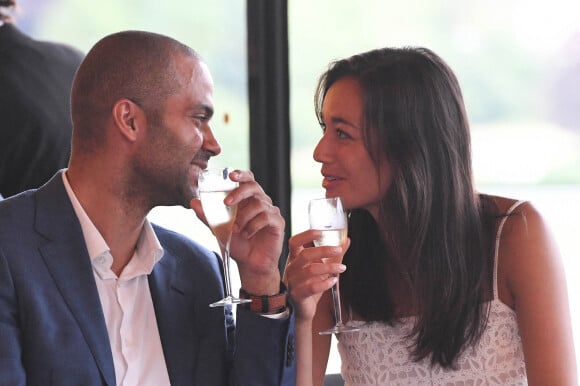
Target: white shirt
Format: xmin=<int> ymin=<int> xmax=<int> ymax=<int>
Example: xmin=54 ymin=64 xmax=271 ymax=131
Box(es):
xmin=62 ymin=172 xmax=171 ymax=386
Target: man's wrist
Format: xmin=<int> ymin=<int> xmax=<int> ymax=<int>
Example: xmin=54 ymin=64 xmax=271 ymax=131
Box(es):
xmin=238 ymin=268 xmax=281 ymax=295
xmin=239 ymin=282 xmax=288 ymax=314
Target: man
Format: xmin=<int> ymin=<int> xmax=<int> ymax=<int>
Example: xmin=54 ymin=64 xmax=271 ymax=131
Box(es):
xmin=0 ymin=30 xmax=295 ymax=386
xmin=0 ymin=0 xmax=84 ymax=197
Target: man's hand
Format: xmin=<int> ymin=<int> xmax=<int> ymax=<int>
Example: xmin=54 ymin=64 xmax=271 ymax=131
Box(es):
xmin=191 ymin=169 xmax=283 ymax=295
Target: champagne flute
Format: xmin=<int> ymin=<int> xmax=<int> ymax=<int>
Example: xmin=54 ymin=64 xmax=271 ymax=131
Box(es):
xmin=308 ymin=197 xmax=359 ymax=335
xmin=198 ymin=167 xmax=251 ymax=307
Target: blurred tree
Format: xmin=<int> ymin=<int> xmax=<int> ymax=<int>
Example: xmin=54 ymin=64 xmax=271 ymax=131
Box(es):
xmin=549 ymin=32 xmax=580 ymax=132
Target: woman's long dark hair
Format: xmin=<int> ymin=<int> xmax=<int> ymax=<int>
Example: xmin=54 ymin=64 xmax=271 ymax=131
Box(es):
xmin=315 ymin=47 xmax=496 ymax=368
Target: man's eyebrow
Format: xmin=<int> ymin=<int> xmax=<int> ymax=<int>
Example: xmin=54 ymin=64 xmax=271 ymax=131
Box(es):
xmin=193 ymin=105 xmax=214 ymax=118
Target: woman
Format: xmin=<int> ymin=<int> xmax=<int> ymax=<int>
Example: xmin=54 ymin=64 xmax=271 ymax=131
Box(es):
xmin=285 ymin=47 xmax=577 ymax=385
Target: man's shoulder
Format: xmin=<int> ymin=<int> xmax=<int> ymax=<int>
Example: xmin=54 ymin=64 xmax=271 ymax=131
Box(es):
xmin=0 ymin=24 xmax=83 ymax=77
xmin=0 ymin=189 xmax=36 ymax=220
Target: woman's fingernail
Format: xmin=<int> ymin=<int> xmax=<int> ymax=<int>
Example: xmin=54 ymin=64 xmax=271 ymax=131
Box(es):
xmin=338 ymin=264 xmax=346 ymax=272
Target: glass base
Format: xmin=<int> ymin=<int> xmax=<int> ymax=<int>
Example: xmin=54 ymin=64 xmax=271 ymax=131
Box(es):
xmin=319 ymin=324 xmax=360 ymax=335
xmin=209 ymin=295 xmax=252 ymax=308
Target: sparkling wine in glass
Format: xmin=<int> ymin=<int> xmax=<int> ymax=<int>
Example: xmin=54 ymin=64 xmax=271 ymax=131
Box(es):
xmin=198 ymin=167 xmax=251 ymax=307
xmin=308 ymin=197 xmax=359 ymax=335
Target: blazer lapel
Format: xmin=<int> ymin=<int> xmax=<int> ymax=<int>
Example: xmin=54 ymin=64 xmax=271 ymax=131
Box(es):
xmin=35 ymin=173 xmax=116 ymax=386
xmin=148 ymin=249 xmax=197 ymax=385
xmin=148 ymin=232 xmax=230 ymax=385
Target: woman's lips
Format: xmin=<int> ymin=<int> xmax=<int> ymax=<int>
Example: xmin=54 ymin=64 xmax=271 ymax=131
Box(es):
xmin=321 ymin=175 xmax=342 ymax=189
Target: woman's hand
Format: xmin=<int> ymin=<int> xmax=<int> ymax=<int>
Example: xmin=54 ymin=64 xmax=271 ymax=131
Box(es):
xmin=284 ymin=229 xmax=349 ymax=321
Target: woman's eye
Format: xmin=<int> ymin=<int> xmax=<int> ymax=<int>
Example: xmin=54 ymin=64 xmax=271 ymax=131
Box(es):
xmin=336 ymin=128 xmax=350 ymax=138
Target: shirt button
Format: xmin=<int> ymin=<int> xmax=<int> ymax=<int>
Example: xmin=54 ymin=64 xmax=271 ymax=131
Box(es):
xmin=96 ymin=256 xmax=106 ymax=264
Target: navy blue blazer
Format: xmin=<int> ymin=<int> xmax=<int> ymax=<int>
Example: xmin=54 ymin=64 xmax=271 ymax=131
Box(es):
xmin=0 ymin=172 xmax=296 ymax=385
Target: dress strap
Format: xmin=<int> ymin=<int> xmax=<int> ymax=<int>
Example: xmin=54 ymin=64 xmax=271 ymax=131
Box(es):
xmin=492 ymin=200 xmax=527 ymax=300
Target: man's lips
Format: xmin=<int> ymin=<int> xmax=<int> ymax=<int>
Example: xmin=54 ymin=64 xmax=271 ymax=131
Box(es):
xmin=192 ymin=159 xmax=209 ymax=170
xmin=191 ymin=151 xmax=212 ymax=170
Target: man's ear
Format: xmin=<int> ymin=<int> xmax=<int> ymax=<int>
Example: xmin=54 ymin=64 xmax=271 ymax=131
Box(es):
xmin=112 ymin=98 xmax=144 ymax=142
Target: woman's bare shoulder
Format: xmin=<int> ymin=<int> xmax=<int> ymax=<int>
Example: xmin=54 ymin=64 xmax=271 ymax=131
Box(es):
xmin=484 ymin=194 xmax=545 ymax=235
xmin=486 ymin=194 xmax=560 ymax=306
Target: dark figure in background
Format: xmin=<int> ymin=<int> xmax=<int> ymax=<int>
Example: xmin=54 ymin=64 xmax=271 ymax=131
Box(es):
xmin=0 ymin=0 xmax=84 ymax=198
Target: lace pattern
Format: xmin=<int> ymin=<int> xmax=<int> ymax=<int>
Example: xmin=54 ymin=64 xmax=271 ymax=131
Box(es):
xmin=336 ymin=201 xmax=528 ymax=385
xmin=338 ymin=300 xmax=527 ymax=385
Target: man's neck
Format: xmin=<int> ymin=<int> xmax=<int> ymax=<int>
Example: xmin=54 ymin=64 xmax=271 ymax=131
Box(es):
xmin=65 ymin=169 xmax=147 ymax=276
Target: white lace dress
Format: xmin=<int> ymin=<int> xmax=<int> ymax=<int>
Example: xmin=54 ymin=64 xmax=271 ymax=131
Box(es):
xmin=337 ymin=201 xmax=528 ymax=385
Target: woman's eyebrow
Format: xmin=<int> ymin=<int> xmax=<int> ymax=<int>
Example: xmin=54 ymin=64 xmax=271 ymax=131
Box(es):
xmin=328 ymin=115 xmax=361 ymax=130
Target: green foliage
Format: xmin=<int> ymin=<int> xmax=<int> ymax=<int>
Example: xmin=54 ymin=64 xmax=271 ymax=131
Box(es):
xmin=22 ymin=0 xmax=250 ymax=169
xmin=16 ymin=0 xmax=580 ymax=185
xmin=287 ymin=0 xmax=580 ymax=186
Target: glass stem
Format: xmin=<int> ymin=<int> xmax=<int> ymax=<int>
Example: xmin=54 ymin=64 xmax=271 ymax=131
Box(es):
xmin=223 ymin=246 xmax=233 ymax=298
xmin=331 ymin=278 xmax=343 ymax=326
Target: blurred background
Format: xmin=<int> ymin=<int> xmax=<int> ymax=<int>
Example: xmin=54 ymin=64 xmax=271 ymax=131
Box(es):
xmin=12 ymin=0 xmax=580 ymax=373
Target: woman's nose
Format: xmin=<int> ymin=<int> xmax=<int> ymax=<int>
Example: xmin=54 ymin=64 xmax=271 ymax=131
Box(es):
xmin=313 ymin=134 xmax=331 ymax=163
